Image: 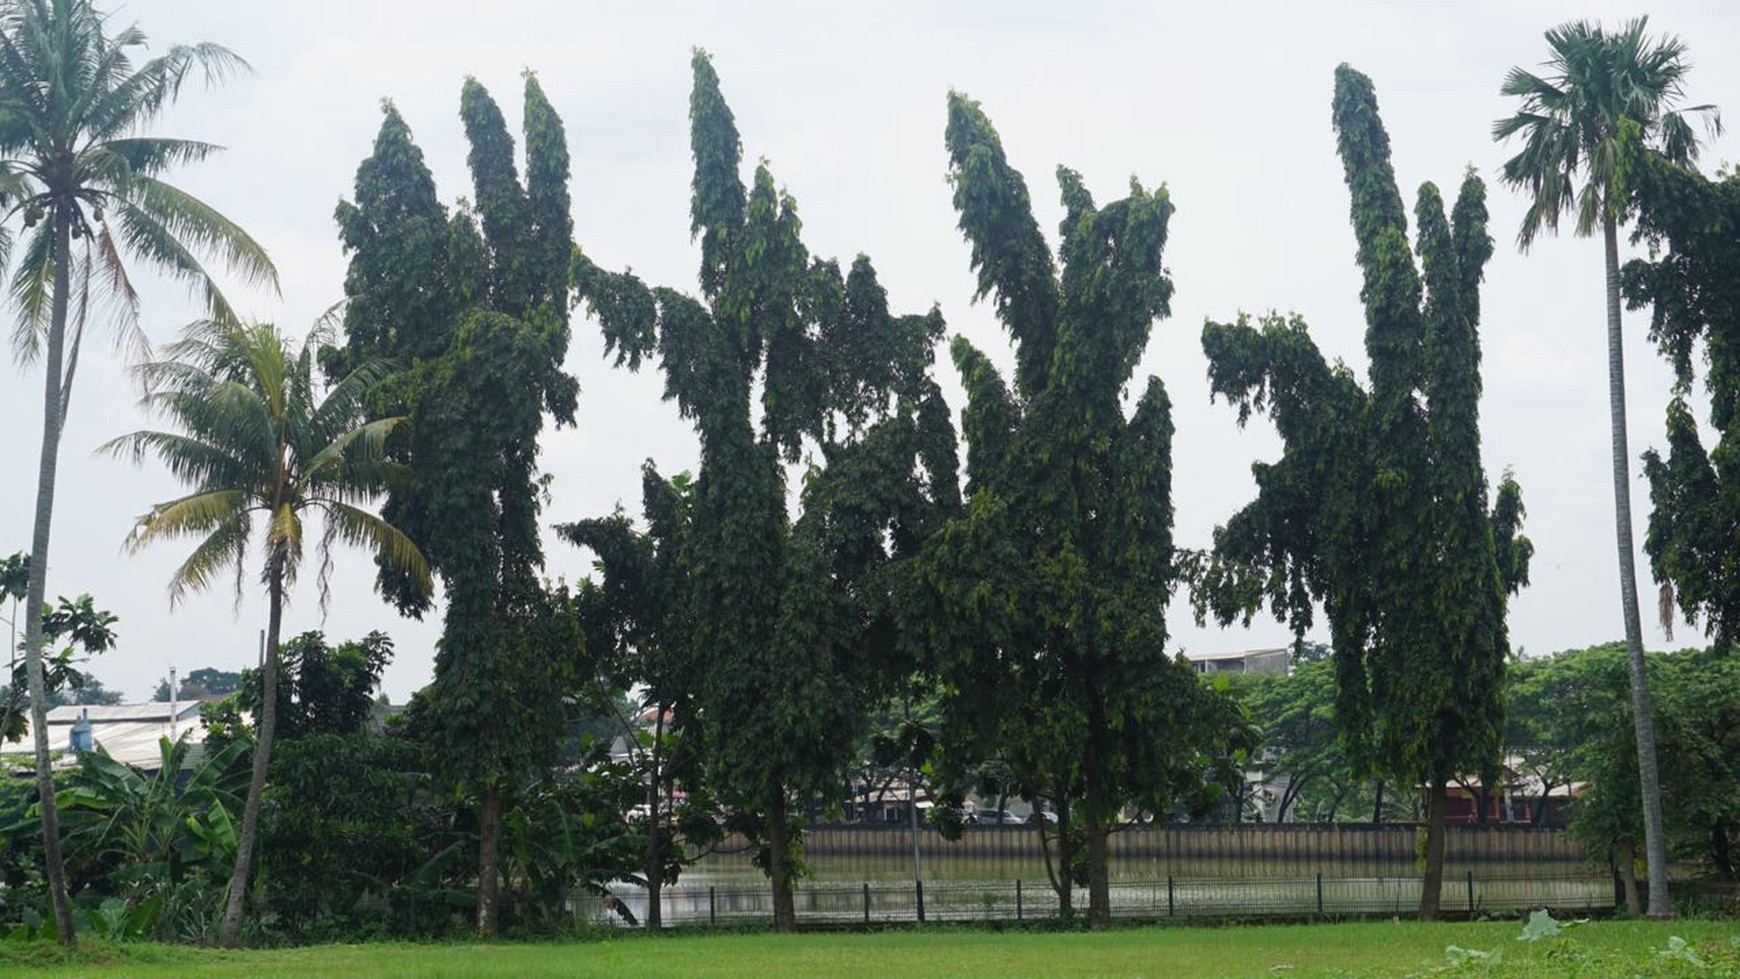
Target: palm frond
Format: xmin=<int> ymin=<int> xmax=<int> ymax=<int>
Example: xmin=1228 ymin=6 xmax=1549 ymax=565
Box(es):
xmin=159 ymin=509 xmax=250 ymax=608
xmin=320 ymin=500 xmax=432 ymax=606
xmin=118 ymin=173 xmax=276 ymax=290
xmin=124 ymin=488 xmax=251 ymax=551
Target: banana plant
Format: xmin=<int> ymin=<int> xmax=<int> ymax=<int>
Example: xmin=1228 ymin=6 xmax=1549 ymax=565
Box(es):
xmin=52 ymin=736 xmax=247 ymax=936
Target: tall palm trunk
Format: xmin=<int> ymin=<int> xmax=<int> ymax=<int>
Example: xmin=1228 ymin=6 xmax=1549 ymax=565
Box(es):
xmin=22 ymin=215 xmax=76 ymax=947
xmin=219 ymin=565 xmax=283 ymax=946
xmin=1604 ymin=212 xmax=1672 ymax=918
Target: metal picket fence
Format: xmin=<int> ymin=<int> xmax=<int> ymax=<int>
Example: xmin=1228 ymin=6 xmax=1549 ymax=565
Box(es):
xmin=612 ymin=872 xmax=1613 ymax=927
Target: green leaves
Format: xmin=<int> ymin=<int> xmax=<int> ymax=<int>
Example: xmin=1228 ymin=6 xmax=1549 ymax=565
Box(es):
xmin=107 ymin=319 xmax=430 ymax=610
xmin=932 ymin=90 xmax=1235 ymax=926
xmin=1203 ymin=67 xmax=1529 ymax=818
xmin=1495 ymin=17 xmax=1721 ymax=246
xmin=572 ymin=55 xmax=958 ymax=923
xmin=1624 ymin=154 xmax=1740 ymax=651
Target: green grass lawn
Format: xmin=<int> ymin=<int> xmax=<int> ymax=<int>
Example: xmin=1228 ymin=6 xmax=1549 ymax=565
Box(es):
xmin=5 ymin=919 xmax=1737 ymax=978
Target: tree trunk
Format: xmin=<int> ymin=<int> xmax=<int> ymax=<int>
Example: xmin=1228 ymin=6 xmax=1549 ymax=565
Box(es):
xmin=643 ymin=705 xmax=664 ymax=929
xmin=1084 ymin=809 xmax=1110 ymax=929
xmin=1604 ymin=213 xmax=1673 ymax=919
xmin=220 ymin=567 xmax=284 ymax=947
xmin=1054 ymin=788 xmax=1074 ymax=920
xmin=22 ymin=215 xmax=76 ymax=947
xmin=1618 ymin=841 xmax=1641 ymax=915
xmin=1419 ymin=777 xmax=1448 ymax=920
xmin=1710 ymin=821 xmax=1735 ymax=881
xmin=1083 ymin=743 xmax=1111 ymax=929
xmin=476 ymin=782 xmax=502 ymax=935
xmin=1372 ymin=780 xmax=1385 ymax=824
xmin=767 ymin=787 xmax=796 ymax=932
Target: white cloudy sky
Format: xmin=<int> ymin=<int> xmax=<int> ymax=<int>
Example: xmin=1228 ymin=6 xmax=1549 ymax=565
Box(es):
xmin=3 ymin=1 xmax=1736 ymax=702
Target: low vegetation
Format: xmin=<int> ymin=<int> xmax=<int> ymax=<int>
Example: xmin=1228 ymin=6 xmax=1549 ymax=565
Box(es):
xmin=5 ymin=918 xmax=1739 ymax=978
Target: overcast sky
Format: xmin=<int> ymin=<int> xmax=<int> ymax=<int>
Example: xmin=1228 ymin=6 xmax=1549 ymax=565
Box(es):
xmin=3 ymin=1 xmax=1737 ymax=703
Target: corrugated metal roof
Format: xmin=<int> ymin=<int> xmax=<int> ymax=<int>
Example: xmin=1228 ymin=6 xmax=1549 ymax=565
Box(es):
xmin=6 ymin=702 xmax=215 ymax=771
xmin=1184 ymin=646 xmax=1291 ymax=663
xmin=44 ymin=702 xmax=203 ymax=724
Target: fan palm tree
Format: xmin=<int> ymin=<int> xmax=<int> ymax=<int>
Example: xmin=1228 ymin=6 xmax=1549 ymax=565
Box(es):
xmin=104 ymin=319 xmax=429 ymax=947
xmin=1494 ymin=16 xmax=1721 ymax=918
xmin=0 ymin=0 xmax=277 ymax=944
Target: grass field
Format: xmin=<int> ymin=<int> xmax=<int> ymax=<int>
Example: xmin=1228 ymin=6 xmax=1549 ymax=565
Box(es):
xmin=5 ymin=919 xmax=1737 ymax=978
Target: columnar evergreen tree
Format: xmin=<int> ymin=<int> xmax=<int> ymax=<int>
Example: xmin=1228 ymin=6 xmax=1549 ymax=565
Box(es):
xmin=1199 ymin=65 xmax=1532 ymax=919
xmin=923 ymin=92 xmax=1246 ymax=929
xmin=1494 ymin=17 xmax=1720 ymax=916
xmin=1620 ymin=136 xmax=1740 ymax=652
xmin=331 ymin=75 xmax=580 ymax=936
xmin=572 ymin=51 xmax=957 ymax=931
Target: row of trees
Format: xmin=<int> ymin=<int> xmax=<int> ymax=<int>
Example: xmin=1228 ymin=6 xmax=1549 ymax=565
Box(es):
xmin=5 ymin=0 xmax=1733 ymax=944
xmin=1229 ymin=644 xmax=1740 ymax=906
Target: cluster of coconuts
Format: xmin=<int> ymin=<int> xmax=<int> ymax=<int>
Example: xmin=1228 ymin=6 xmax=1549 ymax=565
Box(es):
xmin=20 ymin=200 xmax=102 ymax=236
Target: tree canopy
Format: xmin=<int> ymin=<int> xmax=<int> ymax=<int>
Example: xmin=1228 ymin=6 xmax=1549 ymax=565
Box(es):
xmin=572 ymin=50 xmax=957 ymax=932
xmin=1199 ymin=64 xmax=1531 ymax=918
xmin=917 ymin=89 xmax=1246 ymax=928
xmin=332 ymin=73 xmax=582 ymax=937
xmin=1619 ymin=139 xmax=1740 ymax=653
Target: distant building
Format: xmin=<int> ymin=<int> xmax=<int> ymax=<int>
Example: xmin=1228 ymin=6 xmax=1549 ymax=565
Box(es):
xmin=1185 ymin=646 xmax=1291 ymax=676
xmin=1440 ymin=760 xmax=1578 ymax=828
xmin=6 ymin=702 xmax=208 ymax=773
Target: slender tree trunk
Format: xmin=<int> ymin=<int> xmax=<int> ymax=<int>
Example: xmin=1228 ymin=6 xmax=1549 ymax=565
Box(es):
xmin=1326 ymin=784 xmax=1348 ymax=823
xmin=220 ymin=567 xmax=284 ymax=946
xmin=767 ymin=787 xmax=796 ymax=932
xmin=1604 ymin=214 xmax=1673 ymax=919
xmin=1371 ymin=780 xmax=1385 ymax=824
xmin=1084 ymin=811 xmax=1110 ymax=929
xmin=1419 ymin=777 xmax=1448 ymax=920
xmin=1618 ymin=841 xmax=1641 ymax=915
xmin=644 ymin=705 xmax=664 ymax=929
xmin=477 ymin=782 xmax=502 ymax=935
xmin=23 ymin=215 xmax=76 ymax=947
xmin=1710 ymin=821 xmax=1735 ymax=881
xmin=1055 ymin=787 xmax=1074 ymax=920
xmin=1083 ymin=744 xmax=1111 ymax=929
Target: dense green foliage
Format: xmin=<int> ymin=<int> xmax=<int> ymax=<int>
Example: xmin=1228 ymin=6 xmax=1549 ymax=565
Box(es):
xmin=1523 ymin=644 xmax=1740 ymax=885
xmin=922 ymin=91 xmax=1247 ymax=928
xmin=331 ymin=75 xmax=582 ymax=935
xmin=572 ymin=51 xmax=957 ymax=931
xmin=1619 ymin=144 xmax=1740 ymax=653
xmin=1199 ymin=65 xmax=1530 ymax=917
xmin=104 ymin=319 xmax=428 ymax=945
xmin=556 ymin=466 xmax=715 ymax=928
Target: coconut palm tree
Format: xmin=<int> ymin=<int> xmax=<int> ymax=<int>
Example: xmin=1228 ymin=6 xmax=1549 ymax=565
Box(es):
xmin=1494 ymin=16 xmax=1721 ymax=918
xmin=0 ymin=0 xmax=277 ymax=943
xmin=104 ymin=319 xmax=428 ymax=946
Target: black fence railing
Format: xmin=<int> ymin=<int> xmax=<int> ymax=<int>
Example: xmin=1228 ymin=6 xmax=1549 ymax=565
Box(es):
xmin=607 ymin=872 xmax=1614 ymax=928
